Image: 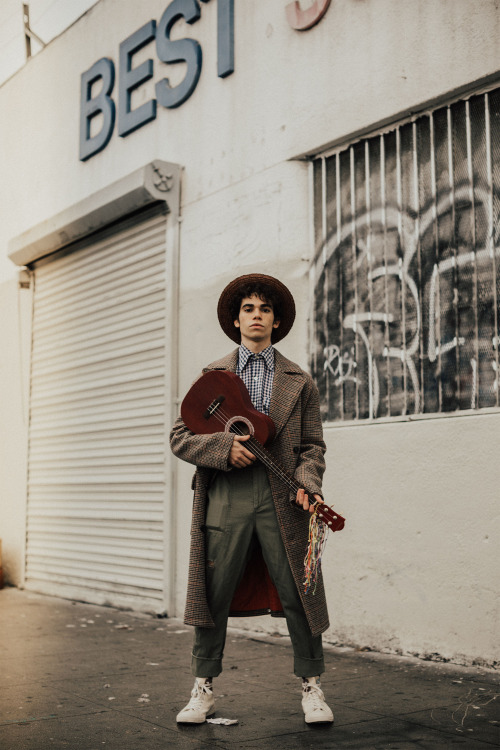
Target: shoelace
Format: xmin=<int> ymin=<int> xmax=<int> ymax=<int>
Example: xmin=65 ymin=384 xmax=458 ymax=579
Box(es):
xmin=303 ymin=682 xmax=326 ymax=711
xmin=187 ymin=682 xmax=213 ymax=711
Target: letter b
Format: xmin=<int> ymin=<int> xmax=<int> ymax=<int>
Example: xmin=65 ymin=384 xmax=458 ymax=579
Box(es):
xmin=79 ymin=58 xmax=116 ymax=162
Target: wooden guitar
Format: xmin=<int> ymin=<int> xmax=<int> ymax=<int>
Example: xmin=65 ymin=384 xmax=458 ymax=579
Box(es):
xmin=180 ymin=370 xmax=345 ymax=533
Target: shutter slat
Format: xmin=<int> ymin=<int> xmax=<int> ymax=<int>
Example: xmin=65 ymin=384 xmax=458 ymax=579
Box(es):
xmin=26 ymin=210 xmax=167 ymax=611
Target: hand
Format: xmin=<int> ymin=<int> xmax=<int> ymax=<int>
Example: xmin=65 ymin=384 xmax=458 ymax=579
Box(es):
xmin=296 ymin=489 xmax=323 ymax=514
xmin=229 ymin=434 xmax=256 ymax=469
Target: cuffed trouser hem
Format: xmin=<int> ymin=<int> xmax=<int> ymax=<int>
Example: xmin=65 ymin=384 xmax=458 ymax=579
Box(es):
xmin=294 ymin=655 xmax=325 ymax=678
xmin=191 ymin=653 xmax=222 ymax=678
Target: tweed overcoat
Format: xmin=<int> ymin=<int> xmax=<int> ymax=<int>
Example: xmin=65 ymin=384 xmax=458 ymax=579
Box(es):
xmin=170 ymin=348 xmax=330 ymax=637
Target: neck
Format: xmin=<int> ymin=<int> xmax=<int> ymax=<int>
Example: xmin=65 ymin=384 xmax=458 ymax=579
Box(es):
xmin=240 ymin=337 xmax=272 ymax=354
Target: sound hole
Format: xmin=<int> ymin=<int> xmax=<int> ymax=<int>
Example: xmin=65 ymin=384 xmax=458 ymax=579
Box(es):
xmin=230 ymin=421 xmax=249 ymax=435
xmin=224 ymin=416 xmax=254 ymax=436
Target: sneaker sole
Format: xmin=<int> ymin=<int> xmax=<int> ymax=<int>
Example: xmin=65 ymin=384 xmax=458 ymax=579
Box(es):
xmin=176 ymin=710 xmax=216 ymax=724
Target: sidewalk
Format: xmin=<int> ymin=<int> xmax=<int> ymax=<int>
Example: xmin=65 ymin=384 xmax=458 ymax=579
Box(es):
xmin=0 ymin=587 xmax=498 ymax=749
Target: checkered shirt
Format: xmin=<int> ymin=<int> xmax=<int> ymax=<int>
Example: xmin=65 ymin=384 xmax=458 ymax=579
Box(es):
xmin=236 ymin=344 xmax=275 ymax=415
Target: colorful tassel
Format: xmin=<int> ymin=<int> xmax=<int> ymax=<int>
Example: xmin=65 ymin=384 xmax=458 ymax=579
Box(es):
xmin=303 ymin=511 xmax=329 ymax=594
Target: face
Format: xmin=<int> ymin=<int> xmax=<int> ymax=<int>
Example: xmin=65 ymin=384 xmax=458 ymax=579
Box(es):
xmin=234 ymin=294 xmax=280 ymax=349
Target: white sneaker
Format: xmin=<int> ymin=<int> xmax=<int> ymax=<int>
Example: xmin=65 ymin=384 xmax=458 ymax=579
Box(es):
xmin=176 ymin=679 xmax=215 ymax=723
xmin=302 ymin=679 xmax=334 ymax=724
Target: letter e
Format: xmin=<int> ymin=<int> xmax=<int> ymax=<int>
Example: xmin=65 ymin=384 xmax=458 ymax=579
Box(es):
xmin=118 ymin=20 xmax=157 ymax=138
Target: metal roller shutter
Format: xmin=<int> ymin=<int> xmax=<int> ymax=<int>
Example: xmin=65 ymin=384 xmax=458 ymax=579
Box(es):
xmin=25 ymin=206 xmax=168 ymax=612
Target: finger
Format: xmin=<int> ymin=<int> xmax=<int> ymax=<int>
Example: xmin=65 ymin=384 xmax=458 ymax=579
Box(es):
xmin=296 ymin=488 xmax=309 ymax=509
xmin=300 ymin=490 xmax=312 ymax=512
xmin=232 ymin=450 xmax=256 ymax=468
xmin=230 ymin=451 xmax=248 ymax=467
xmin=234 ymin=434 xmax=251 ymax=443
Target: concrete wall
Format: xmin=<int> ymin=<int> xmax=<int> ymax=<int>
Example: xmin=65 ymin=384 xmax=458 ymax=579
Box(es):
xmin=3 ymin=0 xmax=500 ymax=266
xmin=0 ymin=0 xmax=499 ymax=666
xmin=0 ymin=279 xmax=32 ymax=585
xmin=326 ymin=413 xmax=500 ymax=665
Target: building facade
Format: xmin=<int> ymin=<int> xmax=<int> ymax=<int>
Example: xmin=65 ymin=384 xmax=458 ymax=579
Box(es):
xmin=1 ymin=0 xmax=499 ymax=667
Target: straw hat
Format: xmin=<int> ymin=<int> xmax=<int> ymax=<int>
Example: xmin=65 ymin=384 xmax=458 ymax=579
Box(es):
xmin=217 ymin=273 xmax=296 ymax=344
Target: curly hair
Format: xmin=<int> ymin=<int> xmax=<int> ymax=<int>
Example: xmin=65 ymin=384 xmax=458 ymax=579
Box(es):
xmin=229 ymin=282 xmax=282 ymax=324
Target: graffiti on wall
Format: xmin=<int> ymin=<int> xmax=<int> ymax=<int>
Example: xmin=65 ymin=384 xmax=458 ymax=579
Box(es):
xmin=311 ymin=91 xmax=500 ymax=421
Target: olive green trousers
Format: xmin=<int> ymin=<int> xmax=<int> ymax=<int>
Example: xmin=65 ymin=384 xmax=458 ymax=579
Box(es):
xmin=191 ymin=463 xmax=324 ymax=678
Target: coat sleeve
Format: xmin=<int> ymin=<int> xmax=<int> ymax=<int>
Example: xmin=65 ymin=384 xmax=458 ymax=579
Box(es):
xmin=170 ymin=414 xmax=235 ymax=471
xmin=293 ymin=379 xmax=326 ymax=498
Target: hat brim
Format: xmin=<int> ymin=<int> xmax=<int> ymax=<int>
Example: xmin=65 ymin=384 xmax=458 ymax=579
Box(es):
xmin=217 ymin=273 xmax=296 ymax=345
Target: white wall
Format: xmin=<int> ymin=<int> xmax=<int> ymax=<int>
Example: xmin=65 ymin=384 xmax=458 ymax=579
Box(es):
xmin=3 ymin=0 xmax=500 ymax=272
xmin=0 ymin=279 xmax=32 ymax=585
xmin=1 ymin=0 xmax=499 ymax=666
xmin=324 ymin=413 xmax=500 ymax=665
xmin=0 ymin=0 xmax=100 ymax=87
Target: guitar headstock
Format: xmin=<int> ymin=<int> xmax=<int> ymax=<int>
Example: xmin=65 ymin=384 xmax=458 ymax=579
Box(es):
xmin=315 ymin=502 xmax=345 ymax=532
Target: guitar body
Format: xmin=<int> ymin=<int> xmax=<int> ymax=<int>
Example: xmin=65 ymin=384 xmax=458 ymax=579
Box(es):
xmin=181 ymin=370 xmax=276 ymax=445
xmin=181 ymin=370 xmax=345 ymax=533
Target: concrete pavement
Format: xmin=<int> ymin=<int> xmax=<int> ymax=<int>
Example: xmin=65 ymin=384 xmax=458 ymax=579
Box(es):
xmin=0 ymin=587 xmax=499 ymax=749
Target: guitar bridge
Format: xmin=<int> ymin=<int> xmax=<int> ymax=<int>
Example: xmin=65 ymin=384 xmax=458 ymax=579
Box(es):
xmin=203 ymin=395 xmax=225 ymax=420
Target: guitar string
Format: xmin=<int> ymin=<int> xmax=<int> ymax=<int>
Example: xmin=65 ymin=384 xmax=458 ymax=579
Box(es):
xmin=206 ymin=406 xmax=301 ymax=492
xmin=201 ymin=401 xmax=334 ymax=589
xmin=204 ymin=405 xmax=335 ymax=522
xmin=211 ymin=407 xmax=338 ymax=528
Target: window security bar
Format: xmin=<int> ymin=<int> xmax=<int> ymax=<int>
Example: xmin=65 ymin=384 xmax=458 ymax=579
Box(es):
xmin=311 ymin=88 xmax=500 ymax=422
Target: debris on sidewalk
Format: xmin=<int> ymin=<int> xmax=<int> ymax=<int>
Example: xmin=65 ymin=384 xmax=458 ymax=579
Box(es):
xmin=1 ymin=589 xmax=498 ymax=749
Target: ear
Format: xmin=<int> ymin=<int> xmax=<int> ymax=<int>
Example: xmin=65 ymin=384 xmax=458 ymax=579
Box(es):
xmin=273 ymin=319 xmax=280 ymax=329
xmin=234 ymin=318 xmax=240 ymax=329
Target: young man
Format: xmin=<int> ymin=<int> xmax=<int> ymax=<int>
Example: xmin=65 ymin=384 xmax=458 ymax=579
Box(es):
xmin=170 ymin=273 xmax=333 ymax=724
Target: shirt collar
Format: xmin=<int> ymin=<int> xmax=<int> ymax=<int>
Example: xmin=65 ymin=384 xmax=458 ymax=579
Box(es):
xmin=238 ymin=344 xmax=275 ymax=372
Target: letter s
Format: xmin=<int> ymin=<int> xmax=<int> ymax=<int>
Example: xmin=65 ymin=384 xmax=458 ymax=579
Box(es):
xmin=155 ymin=0 xmax=202 ymax=109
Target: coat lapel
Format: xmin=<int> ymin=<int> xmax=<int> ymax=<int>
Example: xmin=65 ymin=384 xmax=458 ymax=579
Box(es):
xmin=269 ymin=350 xmax=306 ymax=437
xmin=203 ymin=349 xmax=239 ymax=373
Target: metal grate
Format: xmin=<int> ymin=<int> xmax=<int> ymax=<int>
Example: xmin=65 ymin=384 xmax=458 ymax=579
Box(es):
xmin=311 ymin=87 xmax=500 ymax=422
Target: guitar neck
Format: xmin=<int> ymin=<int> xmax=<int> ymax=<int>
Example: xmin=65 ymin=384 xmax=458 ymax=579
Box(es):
xmin=179 ymin=368 xmax=344 ymax=532
xmin=247 ymin=436 xmax=345 ymax=532
xmin=247 ymin=436 xmax=301 ymax=495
